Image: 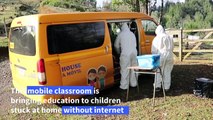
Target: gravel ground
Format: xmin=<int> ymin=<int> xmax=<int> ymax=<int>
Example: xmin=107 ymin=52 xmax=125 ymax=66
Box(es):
xmin=0 ymin=47 xmax=212 ymax=120
xmin=0 ymin=47 xmax=17 ymax=117
xmin=0 ymin=47 xmax=11 ymax=92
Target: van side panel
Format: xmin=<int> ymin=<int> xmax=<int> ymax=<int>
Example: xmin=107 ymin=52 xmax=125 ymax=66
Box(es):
xmin=141 ymin=19 xmax=158 ymax=54
xmin=44 ymin=21 xmax=114 ymax=99
xmin=136 ymin=19 xmax=147 ymax=54
xmin=144 ymin=35 xmax=155 ymax=54
xmin=58 ymin=21 xmax=114 ymax=99
xmin=39 ymin=24 xmax=63 ymax=100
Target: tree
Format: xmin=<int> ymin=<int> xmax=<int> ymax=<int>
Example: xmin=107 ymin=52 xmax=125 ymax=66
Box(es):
xmin=159 ymin=0 xmax=163 ymax=24
xmin=40 ymin=0 xmax=97 ymax=12
xmin=163 ymin=0 xmax=213 ymax=29
xmin=111 ymin=0 xmax=157 ymax=14
xmin=149 ymin=0 xmax=157 ymax=15
xmin=135 ymin=0 xmax=140 ymax=12
xmin=14 ymin=0 xmax=40 ymax=17
xmin=164 ymin=2 xmax=183 ymax=28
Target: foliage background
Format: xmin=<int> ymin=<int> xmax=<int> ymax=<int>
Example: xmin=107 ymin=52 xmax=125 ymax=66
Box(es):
xmin=0 ymin=0 xmax=213 ymax=30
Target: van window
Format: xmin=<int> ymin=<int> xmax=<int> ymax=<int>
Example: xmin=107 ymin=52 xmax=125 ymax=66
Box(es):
xmin=47 ymin=22 xmax=105 ymax=54
xmin=10 ymin=26 xmax=36 ymax=56
xmin=141 ymin=20 xmax=157 ymax=35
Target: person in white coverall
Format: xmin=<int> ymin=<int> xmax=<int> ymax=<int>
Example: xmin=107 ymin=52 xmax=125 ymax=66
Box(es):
xmin=151 ymin=25 xmax=174 ymax=91
xmin=114 ymin=23 xmax=138 ymax=90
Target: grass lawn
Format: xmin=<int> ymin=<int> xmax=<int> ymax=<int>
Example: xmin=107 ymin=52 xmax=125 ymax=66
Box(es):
xmin=1 ymin=62 xmax=212 ymax=120
xmin=2 ymin=93 xmax=212 ymax=120
xmin=0 ymin=37 xmax=8 ymax=47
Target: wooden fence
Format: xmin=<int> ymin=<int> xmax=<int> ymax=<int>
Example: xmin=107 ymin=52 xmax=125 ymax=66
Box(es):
xmin=166 ymin=28 xmax=213 ymax=63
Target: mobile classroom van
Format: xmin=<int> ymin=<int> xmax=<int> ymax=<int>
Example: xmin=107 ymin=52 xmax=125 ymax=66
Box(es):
xmin=9 ymin=12 xmax=158 ymax=102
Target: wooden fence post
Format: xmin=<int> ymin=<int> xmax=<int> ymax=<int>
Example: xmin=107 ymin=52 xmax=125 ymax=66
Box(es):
xmin=178 ymin=28 xmax=183 ymax=62
xmin=3 ymin=17 xmax=8 ymax=38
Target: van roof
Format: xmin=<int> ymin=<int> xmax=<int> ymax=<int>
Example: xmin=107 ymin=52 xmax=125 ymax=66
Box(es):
xmin=13 ymin=12 xmax=153 ymax=24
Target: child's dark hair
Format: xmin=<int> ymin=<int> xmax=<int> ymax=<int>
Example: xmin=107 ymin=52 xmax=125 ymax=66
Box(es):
xmin=88 ymin=69 xmax=96 ymax=74
xmin=98 ymin=66 xmax=106 ymax=72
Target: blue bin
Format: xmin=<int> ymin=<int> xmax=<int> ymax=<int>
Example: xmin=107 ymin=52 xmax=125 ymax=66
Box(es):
xmin=136 ymin=54 xmax=160 ymax=69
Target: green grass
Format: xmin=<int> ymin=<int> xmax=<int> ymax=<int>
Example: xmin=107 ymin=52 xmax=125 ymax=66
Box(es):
xmin=2 ymin=94 xmax=212 ymax=120
xmin=0 ymin=5 xmax=17 ymax=24
xmin=1 ymin=63 xmax=213 ymax=119
xmin=0 ymin=37 xmax=8 ymax=47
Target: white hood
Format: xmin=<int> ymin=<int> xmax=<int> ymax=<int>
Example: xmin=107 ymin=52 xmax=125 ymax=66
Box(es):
xmin=155 ymin=25 xmax=165 ymax=35
xmin=121 ymin=23 xmax=129 ymax=32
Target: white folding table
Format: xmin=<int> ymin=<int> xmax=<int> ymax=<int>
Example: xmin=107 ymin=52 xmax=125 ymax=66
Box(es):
xmin=127 ymin=66 xmax=166 ymax=106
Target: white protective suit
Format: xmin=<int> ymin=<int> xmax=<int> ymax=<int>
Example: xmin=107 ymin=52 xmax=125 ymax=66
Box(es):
xmin=151 ymin=25 xmax=174 ymax=90
xmin=114 ymin=23 xmax=138 ymax=90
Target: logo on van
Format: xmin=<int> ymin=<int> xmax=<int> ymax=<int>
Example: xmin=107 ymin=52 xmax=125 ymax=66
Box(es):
xmin=61 ymin=63 xmax=81 ymax=77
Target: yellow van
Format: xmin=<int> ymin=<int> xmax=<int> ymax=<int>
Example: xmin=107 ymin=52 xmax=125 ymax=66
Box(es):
xmin=9 ymin=12 xmax=158 ymax=102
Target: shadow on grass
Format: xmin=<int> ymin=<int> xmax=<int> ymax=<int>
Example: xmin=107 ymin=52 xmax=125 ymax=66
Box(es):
xmin=57 ymin=63 xmax=213 ymax=107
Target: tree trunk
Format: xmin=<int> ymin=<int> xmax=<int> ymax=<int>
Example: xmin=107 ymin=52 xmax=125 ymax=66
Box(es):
xmin=132 ymin=0 xmax=140 ymax=12
xmin=135 ymin=0 xmax=140 ymax=12
xmin=145 ymin=0 xmax=149 ymax=14
xmin=159 ymin=0 xmax=164 ymax=24
xmin=3 ymin=17 xmax=8 ymax=38
xmin=148 ymin=0 xmax=157 ymax=16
